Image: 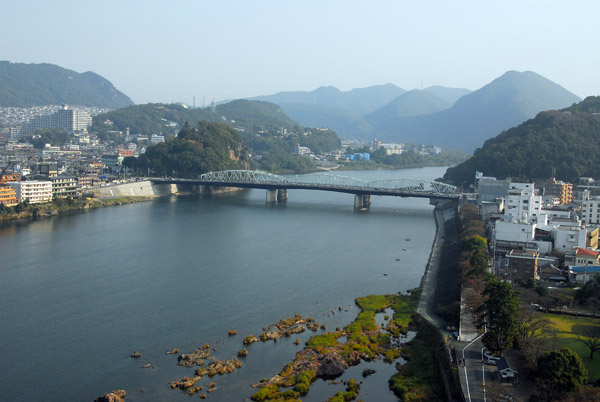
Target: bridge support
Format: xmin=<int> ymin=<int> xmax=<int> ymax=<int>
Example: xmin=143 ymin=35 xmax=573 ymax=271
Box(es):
xmin=277 ymin=188 xmax=288 ymax=201
xmin=266 ymin=189 xmax=278 ymax=203
xmin=354 ymin=194 xmax=371 ymax=209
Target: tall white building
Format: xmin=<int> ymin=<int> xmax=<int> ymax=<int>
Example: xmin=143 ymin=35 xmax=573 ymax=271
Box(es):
xmin=504 ymin=183 xmax=542 ymax=222
xmin=580 ymin=190 xmax=600 ymax=225
xmin=9 ymin=181 xmax=52 ymax=204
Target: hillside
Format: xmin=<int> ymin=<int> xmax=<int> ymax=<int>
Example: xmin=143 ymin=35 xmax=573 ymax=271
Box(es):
xmin=363 ymin=89 xmax=451 ymax=132
xmin=443 ymin=96 xmax=600 ymax=187
xmin=92 ymin=99 xmax=302 ymax=136
xmin=251 ymin=84 xmax=406 ymax=136
xmin=0 ymin=61 xmax=133 ymax=108
xmin=373 ymin=71 xmax=581 ymax=153
xmin=92 ymin=99 xmax=341 ymax=173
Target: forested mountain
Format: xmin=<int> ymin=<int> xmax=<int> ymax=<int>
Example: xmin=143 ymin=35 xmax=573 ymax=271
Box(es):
xmin=250 ymin=84 xmax=406 ymax=136
xmin=373 ymin=71 xmax=581 ymax=153
xmin=363 ymin=90 xmax=451 ymax=132
xmin=93 ymin=99 xmax=341 ymax=173
xmin=0 ymin=61 xmax=133 ymax=108
xmin=92 ymin=100 xmax=300 ymax=135
xmin=443 ymin=96 xmax=600 ymax=187
xmin=128 ymin=121 xmax=248 ymax=177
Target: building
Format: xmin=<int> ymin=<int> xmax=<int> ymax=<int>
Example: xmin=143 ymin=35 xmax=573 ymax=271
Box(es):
xmin=0 ymin=172 xmax=22 ymax=185
xmin=504 ymin=183 xmax=542 ymax=222
xmin=502 ymin=250 xmax=539 ymax=283
xmin=8 ymin=181 xmax=52 ymax=204
xmin=543 ymin=178 xmax=573 ymax=205
xmin=580 ymin=190 xmax=600 ymax=225
xmin=294 ymin=144 xmax=311 ymax=156
xmin=0 ymin=186 xmax=19 ymax=206
xmin=569 ymin=266 xmax=600 ymax=283
xmin=553 ymin=225 xmax=588 ymax=252
xmin=565 ymin=247 xmax=600 ymax=267
xmin=150 ymin=134 xmax=165 ymax=144
xmin=49 ymin=176 xmax=79 ymax=198
xmin=496 ymin=358 xmax=518 ymax=383
xmin=16 ymin=105 xmax=92 ymax=135
xmin=118 ymin=149 xmax=134 ymax=157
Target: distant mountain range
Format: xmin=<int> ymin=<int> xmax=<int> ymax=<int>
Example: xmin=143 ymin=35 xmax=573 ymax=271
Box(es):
xmin=443 ymin=96 xmax=600 ymax=186
xmin=249 ymin=71 xmax=581 ymax=153
xmin=0 ymin=61 xmax=133 ymax=108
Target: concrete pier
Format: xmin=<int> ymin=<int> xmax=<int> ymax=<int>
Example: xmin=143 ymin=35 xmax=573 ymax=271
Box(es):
xmin=266 ymin=189 xmax=278 ymax=203
xmin=277 ymin=188 xmax=288 ymax=201
xmin=354 ymin=194 xmax=371 ymax=209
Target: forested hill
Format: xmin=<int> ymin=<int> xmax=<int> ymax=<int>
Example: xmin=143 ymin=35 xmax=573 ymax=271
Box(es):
xmin=0 ymin=61 xmax=133 ymax=108
xmin=92 ymin=100 xmax=302 ymax=136
xmin=443 ymin=96 xmax=600 ymax=187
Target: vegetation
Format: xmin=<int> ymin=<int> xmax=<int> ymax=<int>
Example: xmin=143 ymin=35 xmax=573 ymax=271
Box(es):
xmin=0 ymin=195 xmax=151 ymax=221
xmin=92 ymin=99 xmax=342 ymax=173
xmin=0 ymin=61 xmax=132 ymax=108
xmin=326 ymin=378 xmax=360 ymax=402
xmin=444 ymin=96 xmax=600 ymax=187
xmin=477 ymin=279 xmax=521 ymax=353
xmin=374 ymin=71 xmax=581 ymax=153
xmin=129 ymin=121 xmax=247 ymax=177
xmin=536 ymin=347 xmax=588 ymax=397
xmin=388 ymin=316 xmax=451 ymax=401
xmin=27 ymin=128 xmax=72 ymax=149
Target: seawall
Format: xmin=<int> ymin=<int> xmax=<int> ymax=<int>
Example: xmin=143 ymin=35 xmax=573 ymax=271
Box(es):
xmin=91 ymin=180 xmax=243 ymax=198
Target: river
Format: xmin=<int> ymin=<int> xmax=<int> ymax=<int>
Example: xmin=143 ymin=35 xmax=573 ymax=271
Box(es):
xmin=0 ymin=167 xmax=446 ymax=402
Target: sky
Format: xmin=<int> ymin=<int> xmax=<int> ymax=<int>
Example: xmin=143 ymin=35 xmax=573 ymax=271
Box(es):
xmin=2 ymin=0 xmax=599 ymax=105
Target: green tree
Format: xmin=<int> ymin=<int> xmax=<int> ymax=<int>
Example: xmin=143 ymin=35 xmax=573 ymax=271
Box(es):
xmin=477 ymin=279 xmax=520 ymax=353
xmin=536 ymin=347 xmax=587 ymax=395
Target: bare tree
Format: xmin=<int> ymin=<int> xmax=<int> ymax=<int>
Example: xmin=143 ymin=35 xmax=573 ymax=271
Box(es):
xmin=576 ymin=327 xmax=600 ymax=359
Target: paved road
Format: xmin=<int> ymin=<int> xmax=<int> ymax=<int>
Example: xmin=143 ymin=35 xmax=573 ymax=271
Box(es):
xmin=455 ymin=334 xmax=495 ymax=402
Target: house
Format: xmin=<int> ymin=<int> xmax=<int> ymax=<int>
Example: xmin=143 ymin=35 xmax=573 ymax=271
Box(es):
xmin=569 ymin=266 xmax=600 ymax=283
xmin=565 ymin=247 xmax=600 ymax=267
xmin=496 ymin=358 xmax=518 ymax=383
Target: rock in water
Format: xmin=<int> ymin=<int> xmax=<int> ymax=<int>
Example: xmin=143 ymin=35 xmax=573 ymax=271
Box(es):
xmin=94 ymin=390 xmax=126 ymax=402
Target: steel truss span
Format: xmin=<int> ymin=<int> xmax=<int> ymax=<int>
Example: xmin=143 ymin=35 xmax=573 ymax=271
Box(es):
xmin=198 ymin=170 xmax=458 ymax=196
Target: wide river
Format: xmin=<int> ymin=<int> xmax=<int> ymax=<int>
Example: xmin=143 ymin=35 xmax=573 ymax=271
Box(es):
xmin=0 ymin=167 xmax=446 ymax=402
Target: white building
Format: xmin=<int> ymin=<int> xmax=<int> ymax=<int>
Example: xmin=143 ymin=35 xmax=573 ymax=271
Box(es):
xmin=150 ymin=134 xmax=165 ymax=144
xmin=553 ymin=225 xmax=588 ymax=252
xmin=503 ymin=183 xmax=542 ymax=222
xmin=9 ymin=181 xmax=52 ymax=204
xmin=580 ymin=190 xmax=600 ymax=225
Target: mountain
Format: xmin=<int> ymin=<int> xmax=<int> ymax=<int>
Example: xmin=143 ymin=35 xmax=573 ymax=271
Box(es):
xmin=373 ymin=71 xmax=581 ymax=153
xmin=0 ymin=61 xmax=133 ymax=108
xmin=443 ymin=96 xmax=600 ymax=187
xmin=250 ymin=84 xmax=406 ymax=136
xmin=363 ymin=89 xmax=452 ymax=132
xmin=92 ymin=99 xmax=303 ymax=136
xmin=422 ymin=85 xmax=472 ymax=105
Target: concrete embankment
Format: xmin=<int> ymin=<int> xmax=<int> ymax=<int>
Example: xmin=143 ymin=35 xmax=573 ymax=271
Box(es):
xmin=418 ymin=199 xmax=461 ymax=330
xmin=91 ymin=180 xmax=242 ymax=198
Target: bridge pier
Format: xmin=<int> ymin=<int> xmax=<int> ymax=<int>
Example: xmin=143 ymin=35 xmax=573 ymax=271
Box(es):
xmin=266 ymin=189 xmax=278 ymax=203
xmin=354 ymin=194 xmax=371 ymax=209
xmin=277 ymin=188 xmax=288 ymax=201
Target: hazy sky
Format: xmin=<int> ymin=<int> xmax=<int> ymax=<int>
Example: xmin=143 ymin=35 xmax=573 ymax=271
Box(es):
xmin=2 ymin=1 xmax=599 ymax=105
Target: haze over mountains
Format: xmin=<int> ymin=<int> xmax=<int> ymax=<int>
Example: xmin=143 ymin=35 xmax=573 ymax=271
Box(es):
xmin=252 ymin=71 xmax=581 ymax=153
xmin=0 ymin=62 xmax=584 ymax=155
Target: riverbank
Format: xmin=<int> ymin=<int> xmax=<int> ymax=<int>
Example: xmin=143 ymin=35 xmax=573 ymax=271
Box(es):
xmin=0 ymin=195 xmax=154 ymax=222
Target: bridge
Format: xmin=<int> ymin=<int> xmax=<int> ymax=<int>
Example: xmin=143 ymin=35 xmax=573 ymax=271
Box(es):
xmin=150 ymin=170 xmax=460 ymax=208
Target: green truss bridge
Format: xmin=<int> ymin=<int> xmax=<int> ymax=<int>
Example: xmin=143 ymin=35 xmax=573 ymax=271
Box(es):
xmin=150 ymin=170 xmax=460 ymax=208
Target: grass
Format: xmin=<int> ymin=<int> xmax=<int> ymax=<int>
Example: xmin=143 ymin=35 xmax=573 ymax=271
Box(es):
xmin=542 ymin=313 xmax=600 ymax=382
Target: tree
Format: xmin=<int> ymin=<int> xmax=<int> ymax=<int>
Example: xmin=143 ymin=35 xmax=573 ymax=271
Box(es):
xmin=477 ymin=279 xmax=520 ymax=353
xmin=536 ymin=347 xmax=587 ymax=396
xmin=576 ymin=326 xmax=600 ymax=359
